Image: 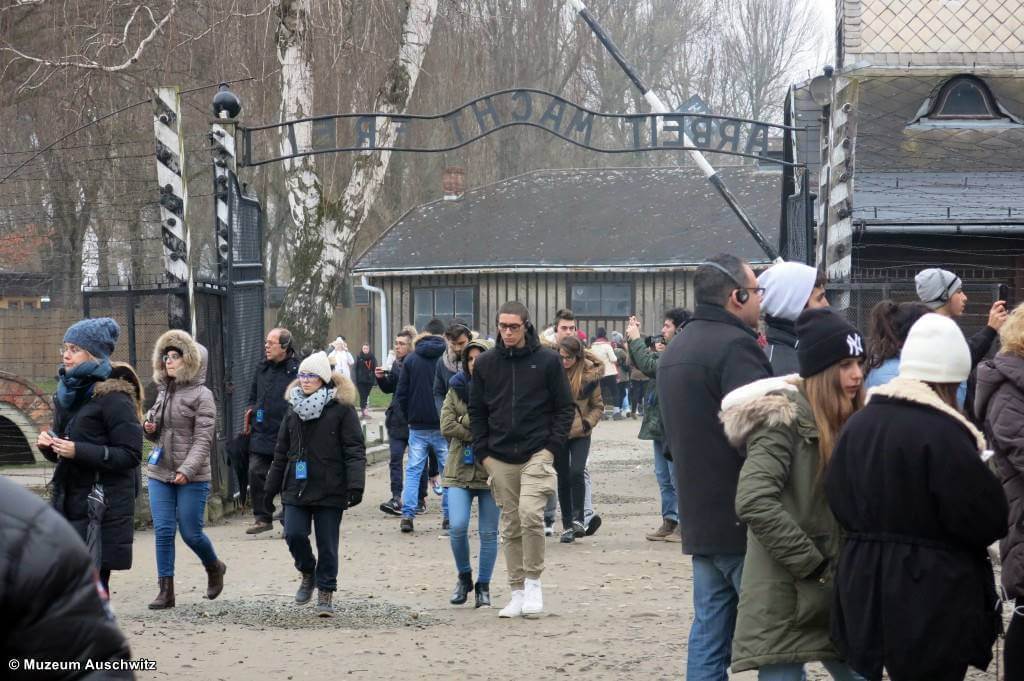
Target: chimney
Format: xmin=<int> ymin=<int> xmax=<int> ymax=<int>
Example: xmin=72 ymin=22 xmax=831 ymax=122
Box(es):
xmin=442 ymin=166 xmax=465 ymax=201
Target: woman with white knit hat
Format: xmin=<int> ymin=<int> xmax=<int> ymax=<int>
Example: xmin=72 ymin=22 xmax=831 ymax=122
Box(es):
xmin=264 ymin=351 xmax=366 ymax=617
xmin=825 ymin=313 xmax=1008 ymax=681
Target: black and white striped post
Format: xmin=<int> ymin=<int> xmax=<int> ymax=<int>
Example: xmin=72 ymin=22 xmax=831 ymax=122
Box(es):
xmin=153 ymin=86 xmax=195 ymax=330
xmin=567 ymin=0 xmax=781 ymax=263
xmin=210 ymin=84 xmax=241 ymax=284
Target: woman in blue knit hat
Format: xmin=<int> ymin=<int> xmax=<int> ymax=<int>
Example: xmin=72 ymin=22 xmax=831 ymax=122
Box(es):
xmin=37 ymin=317 xmax=144 ymax=595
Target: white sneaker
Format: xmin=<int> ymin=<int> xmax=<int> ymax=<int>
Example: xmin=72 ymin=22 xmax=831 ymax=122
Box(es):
xmin=544 ymin=523 xmax=554 ymax=537
xmin=499 ymin=590 xmax=525 ymax=618
xmin=522 ymin=578 xmax=543 ymax=616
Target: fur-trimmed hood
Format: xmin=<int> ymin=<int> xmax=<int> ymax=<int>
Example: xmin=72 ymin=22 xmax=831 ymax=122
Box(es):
xmin=152 ymin=329 xmax=207 ymax=387
xmin=285 ymin=371 xmax=358 ymax=408
xmin=868 ymin=376 xmax=987 ymax=452
xmin=720 ymin=374 xmax=807 ymax=447
xmin=93 ymin=362 xmax=145 ymax=422
xmin=411 ymin=332 xmax=447 ymax=360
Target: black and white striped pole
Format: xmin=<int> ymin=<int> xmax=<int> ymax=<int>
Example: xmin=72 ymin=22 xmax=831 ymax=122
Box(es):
xmin=153 ymin=86 xmax=195 ymax=331
xmin=210 ymin=84 xmax=241 ymax=284
xmin=567 ymin=0 xmax=781 ymax=262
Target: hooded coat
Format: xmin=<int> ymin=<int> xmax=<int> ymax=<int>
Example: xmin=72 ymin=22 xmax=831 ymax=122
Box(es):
xmin=568 ymin=352 xmax=605 ymax=439
xmin=825 ymin=377 xmax=1007 ymax=681
xmin=440 ymin=341 xmax=494 ymax=489
xmin=974 ymin=354 xmax=1024 ymax=600
xmin=42 ymin=365 xmax=144 ymax=572
xmin=145 ymin=330 xmax=216 ymax=483
xmin=265 ymin=373 xmax=367 ymax=509
xmin=0 ymin=477 xmax=134 ymax=679
xmin=396 ymin=333 xmax=447 ymax=430
xmin=720 ymin=376 xmax=845 ymax=672
xmin=469 ymin=322 xmax=575 ymax=465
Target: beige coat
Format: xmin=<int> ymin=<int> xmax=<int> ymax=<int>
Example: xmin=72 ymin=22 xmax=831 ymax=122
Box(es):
xmin=145 ymin=329 xmax=216 ymax=483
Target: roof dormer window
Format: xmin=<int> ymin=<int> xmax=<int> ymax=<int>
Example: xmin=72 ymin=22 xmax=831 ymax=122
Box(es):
xmin=929 ymin=76 xmax=1001 ymax=119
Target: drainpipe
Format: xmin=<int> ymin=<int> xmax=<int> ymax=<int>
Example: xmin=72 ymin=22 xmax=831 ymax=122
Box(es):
xmin=359 ymin=275 xmax=388 ymax=362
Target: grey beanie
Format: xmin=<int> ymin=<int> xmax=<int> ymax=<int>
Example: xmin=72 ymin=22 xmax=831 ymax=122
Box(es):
xmin=915 ymin=268 xmax=962 ymax=310
xmin=63 ymin=317 xmax=120 ymax=360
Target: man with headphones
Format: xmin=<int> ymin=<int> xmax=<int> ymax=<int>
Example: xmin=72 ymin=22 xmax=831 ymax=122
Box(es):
xmin=657 ymin=253 xmax=773 ymax=679
xmin=244 ymin=327 xmax=300 ymax=534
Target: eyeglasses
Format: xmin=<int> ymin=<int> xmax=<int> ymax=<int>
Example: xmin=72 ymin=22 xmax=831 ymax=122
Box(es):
xmin=162 ymin=353 xmax=182 ymax=363
xmin=298 ymin=372 xmax=322 ymax=381
xmin=498 ymin=323 xmax=523 ymax=332
xmin=560 ymin=355 xmax=577 ymax=363
xmin=59 ymin=343 xmax=84 ymax=356
xmin=264 ymin=340 xmax=281 ymax=347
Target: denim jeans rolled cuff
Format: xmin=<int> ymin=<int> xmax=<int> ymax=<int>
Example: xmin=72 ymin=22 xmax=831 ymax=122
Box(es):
xmin=401 ymin=429 xmax=449 ymax=517
xmin=652 ymin=439 xmax=679 ymax=522
xmin=446 ymin=486 xmax=500 ymax=583
xmin=148 ymin=478 xmax=218 ymax=578
xmin=687 ymin=553 xmax=744 ymax=681
xmin=283 ymin=504 xmax=343 ymax=592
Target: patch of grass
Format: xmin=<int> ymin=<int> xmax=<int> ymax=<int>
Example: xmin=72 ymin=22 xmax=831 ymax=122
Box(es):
xmin=368 ymin=386 xmax=392 ymax=409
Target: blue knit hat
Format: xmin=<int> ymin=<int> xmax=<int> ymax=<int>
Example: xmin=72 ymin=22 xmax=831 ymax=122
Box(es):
xmin=63 ymin=317 xmax=120 ymax=360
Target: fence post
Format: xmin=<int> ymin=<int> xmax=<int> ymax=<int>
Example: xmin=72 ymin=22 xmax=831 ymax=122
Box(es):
xmin=152 ymin=86 xmax=193 ymax=332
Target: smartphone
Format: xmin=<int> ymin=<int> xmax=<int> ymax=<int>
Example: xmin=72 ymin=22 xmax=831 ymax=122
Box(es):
xmin=998 ymin=283 xmax=1010 ymax=303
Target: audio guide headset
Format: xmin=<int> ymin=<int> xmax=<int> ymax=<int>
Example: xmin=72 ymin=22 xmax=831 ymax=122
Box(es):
xmin=701 ymin=261 xmax=750 ymax=305
xmin=278 ymin=329 xmax=293 ymax=351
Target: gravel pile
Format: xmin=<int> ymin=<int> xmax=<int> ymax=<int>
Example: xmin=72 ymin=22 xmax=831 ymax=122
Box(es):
xmin=130 ymin=596 xmax=439 ymax=630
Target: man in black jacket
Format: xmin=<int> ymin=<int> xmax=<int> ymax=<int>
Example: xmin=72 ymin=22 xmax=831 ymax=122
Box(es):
xmin=375 ymin=329 xmax=417 ymax=515
xmin=470 ymin=302 xmax=574 ymax=618
xmin=658 ymin=254 xmax=772 ymax=679
xmin=244 ymin=327 xmax=299 ymax=534
xmin=1 ymin=476 xmax=135 ymax=680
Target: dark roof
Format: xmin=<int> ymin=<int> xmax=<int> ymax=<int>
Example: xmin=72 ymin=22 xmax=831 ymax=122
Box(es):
xmin=850 ymin=75 xmax=1024 ymax=223
xmin=354 ymin=166 xmax=781 ymax=273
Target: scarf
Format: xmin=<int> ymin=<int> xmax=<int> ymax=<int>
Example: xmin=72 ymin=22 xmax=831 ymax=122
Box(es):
xmin=289 ymin=385 xmax=332 ymax=422
xmin=55 ymin=359 xmax=112 ymax=412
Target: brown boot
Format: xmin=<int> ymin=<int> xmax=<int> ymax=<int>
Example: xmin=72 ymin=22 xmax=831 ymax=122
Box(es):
xmin=664 ymin=524 xmax=683 ymax=543
xmin=148 ymin=576 xmax=175 ymax=609
xmin=645 ymin=518 xmax=678 ymax=542
xmin=204 ymin=560 xmax=227 ymax=600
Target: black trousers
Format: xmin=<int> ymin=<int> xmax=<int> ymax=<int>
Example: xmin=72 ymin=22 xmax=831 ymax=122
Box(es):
xmin=599 ymin=376 xmax=618 ymax=411
xmin=628 ymin=380 xmax=646 ymax=414
xmin=248 ymin=452 xmax=275 ymax=523
xmin=1008 ymin=610 xmax=1023 ymax=681
xmin=283 ymin=504 xmax=342 ymax=591
xmin=554 ymin=436 xmax=591 ymax=529
xmin=356 ymin=383 xmax=373 ymax=410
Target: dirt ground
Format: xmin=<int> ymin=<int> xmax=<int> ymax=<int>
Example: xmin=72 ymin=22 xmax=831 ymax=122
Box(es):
xmin=99 ymin=416 xmax=1006 ymax=681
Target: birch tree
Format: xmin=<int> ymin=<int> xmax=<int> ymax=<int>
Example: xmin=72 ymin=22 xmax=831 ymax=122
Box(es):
xmin=276 ymin=0 xmax=439 ymax=350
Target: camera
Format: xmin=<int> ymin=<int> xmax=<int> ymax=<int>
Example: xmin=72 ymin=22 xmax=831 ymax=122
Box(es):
xmin=644 ymin=335 xmax=664 ymax=348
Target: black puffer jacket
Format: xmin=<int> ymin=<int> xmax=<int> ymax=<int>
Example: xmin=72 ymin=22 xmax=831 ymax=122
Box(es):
xmin=42 ymin=376 xmax=144 ymax=572
xmin=376 ymin=356 xmax=409 ymax=441
xmin=468 ymin=323 xmax=574 ymax=465
xmin=265 ymin=374 xmax=367 ymax=508
xmin=247 ymin=353 xmax=299 ymax=455
xmin=975 ymin=353 xmax=1024 ymax=600
xmin=0 ymin=476 xmax=134 ymax=680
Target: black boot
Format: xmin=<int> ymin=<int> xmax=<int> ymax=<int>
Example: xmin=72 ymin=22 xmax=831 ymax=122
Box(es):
xmin=450 ymin=571 xmax=473 ymax=605
xmin=204 ymin=560 xmax=226 ymax=600
xmin=295 ymin=572 xmax=315 ymax=605
xmin=474 ymin=582 xmax=491 ymax=609
xmin=148 ymin=576 xmax=175 ymax=609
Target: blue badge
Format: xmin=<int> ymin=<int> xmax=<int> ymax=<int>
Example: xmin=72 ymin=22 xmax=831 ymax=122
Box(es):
xmin=148 ymin=446 xmax=163 ymax=466
xmin=256 ymin=408 xmax=265 ymax=424
xmin=463 ymin=446 xmax=474 ymax=465
xmin=295 ymin=460 xmax=308 ymax=480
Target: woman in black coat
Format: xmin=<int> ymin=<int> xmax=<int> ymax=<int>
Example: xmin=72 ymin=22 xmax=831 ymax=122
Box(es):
xmin=825 ymin=314 xmax=1007 ymax=681
xmin=265 ymin=352 xmax=366 ymax=617
xmin=37 ymin=318 xmax=144 ymax=594
xmin=975 ymin=303 xmax=1024 ymax=680
xmin=354 ymin=344 xmax=377 ymax=419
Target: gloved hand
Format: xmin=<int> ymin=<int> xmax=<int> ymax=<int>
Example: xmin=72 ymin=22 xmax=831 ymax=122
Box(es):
xmin=347 ymin=489 xmax=363 ymax=508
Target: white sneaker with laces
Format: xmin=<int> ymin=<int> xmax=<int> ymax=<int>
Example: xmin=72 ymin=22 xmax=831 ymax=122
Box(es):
xmin=499 ymin=590 xmax=525 ymax=618
xmin=522 ymin=578 xmax=543 ymax=616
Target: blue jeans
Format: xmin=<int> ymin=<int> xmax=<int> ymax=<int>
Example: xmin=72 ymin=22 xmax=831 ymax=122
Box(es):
xmin=688 ymin=554 xmax=745 ymax=681
xmin=284 ymin=504 xmax=342 ymax=591
xmin=758 ymin=661 xmax=867 ymax=681
xmin=653 ymin=440 xmax=678 ymax=522
xmin=401 ymin=429 xmax=448 ymax=517
xmin=446 ymin=486 xmax=500 ymax=583
xmin=148 ymin=478 xmax=218 ymax=577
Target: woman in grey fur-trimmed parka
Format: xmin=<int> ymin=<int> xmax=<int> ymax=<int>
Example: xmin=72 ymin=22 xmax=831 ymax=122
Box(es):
xmin=144 ymin=329 xmax=225 ymax=610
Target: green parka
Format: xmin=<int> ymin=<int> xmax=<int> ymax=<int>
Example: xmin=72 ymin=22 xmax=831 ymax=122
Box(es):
xmin=440 ymin=385 xmax=489 ymax=490
xmin=719 ymin=375 xmax=846 ymax=673
xmin=627 ymin=337 xmax=661 ymax=440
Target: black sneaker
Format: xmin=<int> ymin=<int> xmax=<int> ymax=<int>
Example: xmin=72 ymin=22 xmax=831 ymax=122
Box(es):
xmin=560 ymin=528 xmax=575 ymax=543
xmin=379 ymin=497 xmax=402 ymax=516
xmin=400 ymin=516 xmax=414 ymax=533
xmin=585 ymin=514 xmax=602 ymax=537
xmin=572 ymin=520 xmax=586 ymax=538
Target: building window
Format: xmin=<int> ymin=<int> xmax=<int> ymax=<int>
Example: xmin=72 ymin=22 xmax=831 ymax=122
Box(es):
xmin=929 ymin=76 xmax=1001 ymax=120
xmin=413 ymin=287 xmax=475 ymax=330
xmin=570 ymin=282 xmax=631 ymax=317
